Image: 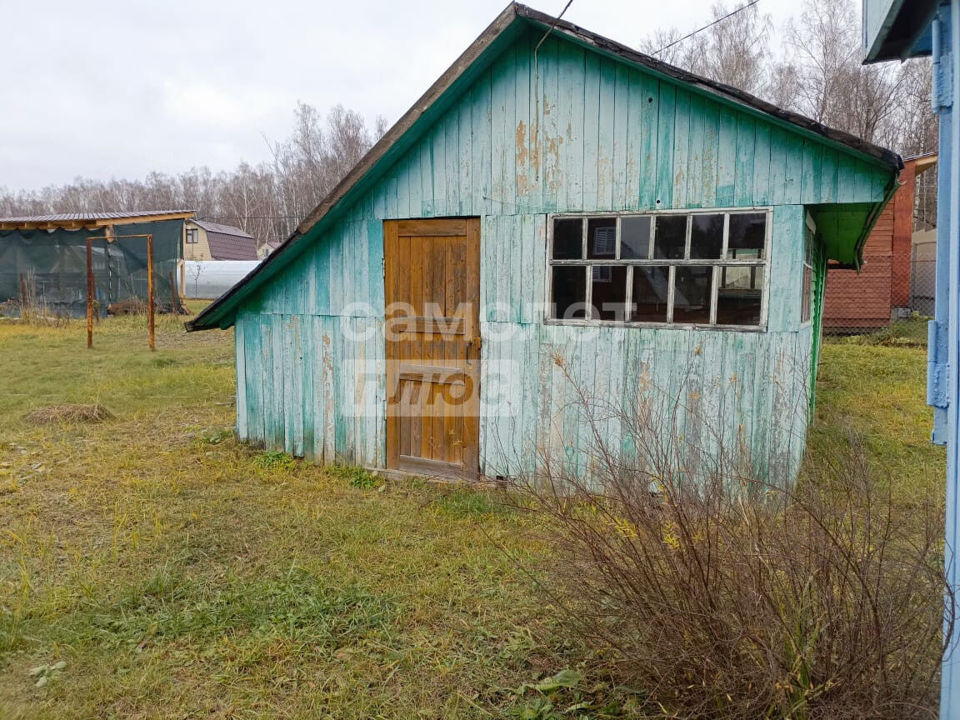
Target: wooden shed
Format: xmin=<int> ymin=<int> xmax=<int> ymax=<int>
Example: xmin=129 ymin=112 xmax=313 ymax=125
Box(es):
xmin=188 ymin=4 xmax=901 ymax=484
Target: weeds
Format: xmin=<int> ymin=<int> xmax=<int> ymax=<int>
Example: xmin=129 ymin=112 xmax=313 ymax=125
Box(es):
xmin=435 ymin=488 xmax=508 ymax=517
xmin=253 ymin=450 xmax=297 ymax=472
xmin=517 ymin=389 xmax=950 ymax=719
xmin=5 ymin=271 xmax=69 ymax=327
xmin=328 ymin=463 xmax=383 ymax=489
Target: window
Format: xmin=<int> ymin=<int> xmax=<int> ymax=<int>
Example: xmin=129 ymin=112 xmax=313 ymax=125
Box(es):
xmin=185 ymin=228 xmax=199 ymax=244
xmin=801 ymin=221 xmax=815 ymax=324
xmin=548 ymin=211 xmax=769 ymax=328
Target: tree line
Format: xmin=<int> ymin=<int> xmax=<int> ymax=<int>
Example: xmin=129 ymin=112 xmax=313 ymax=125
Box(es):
xmin=0 ymin=0 xmax=937 ymax=246
xmin=0 ymin=104 xmax=386 ymax=249
xmin=647 ymin=0 xmax=937 ymax=225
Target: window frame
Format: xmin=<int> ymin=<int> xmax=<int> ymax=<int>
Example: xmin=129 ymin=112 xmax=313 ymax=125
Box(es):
xmin=185 ymin=227 xmax=199 ymax=245
xmin=800 ymin=213 xmax=817 ymax=327
xmin=545 ymin=207 xmax=772 ymax=332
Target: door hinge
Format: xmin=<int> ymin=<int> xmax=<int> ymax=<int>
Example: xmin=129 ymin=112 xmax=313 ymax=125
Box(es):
xmin=933 ymin=15 xmax=953 ymax=112
xmin=935 ymin=55 xmax=953 ymax=111
xmin=927 ymin=320 xmax=949 ymax=409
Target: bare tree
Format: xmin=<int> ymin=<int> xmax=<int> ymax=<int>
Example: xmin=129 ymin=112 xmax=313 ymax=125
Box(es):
xmin=0 ymin=102 xmax=383 ymax=249
xmin=644 ymin=2 xmax=771 ymax=96
xmin=782 ymin=0 xmax=903 ymax=143
xmin=1 ymin=0 xmax=941 ymax=244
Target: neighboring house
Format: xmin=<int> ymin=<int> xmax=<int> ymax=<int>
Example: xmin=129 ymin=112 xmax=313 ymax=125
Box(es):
xmin=0 ymin=210 xmax=194 ymax=316
xmin=183 ymin=220 xmax=258 ymax=261
xmin=188 ymin=3 xmax=900 ymax=484
xmin=823 ymin=154 xmax=937 ymax=331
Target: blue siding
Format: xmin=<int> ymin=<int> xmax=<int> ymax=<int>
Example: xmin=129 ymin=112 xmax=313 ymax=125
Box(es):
xmin=231 ymin=30 xmax=889 ymax=481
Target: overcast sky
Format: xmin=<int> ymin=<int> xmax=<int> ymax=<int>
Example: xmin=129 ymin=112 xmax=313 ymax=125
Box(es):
xmin=2 ymin=0 xmax=802 ymax=191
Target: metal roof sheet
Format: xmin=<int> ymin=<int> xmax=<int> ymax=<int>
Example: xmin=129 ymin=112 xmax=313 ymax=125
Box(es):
xmin=205 ymin=231 xmax=259 ymax=261
xmin=193 ymin=219 xmax=254 ymax=239
xmin=0 ymin=210 xmax=193 ymax=222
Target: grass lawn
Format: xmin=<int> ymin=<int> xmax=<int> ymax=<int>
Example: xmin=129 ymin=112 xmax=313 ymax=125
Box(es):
xmin=0 ymin=316 xmax=946 ymax=719
xmin=810 ymin=340 xmax=945 ymax=503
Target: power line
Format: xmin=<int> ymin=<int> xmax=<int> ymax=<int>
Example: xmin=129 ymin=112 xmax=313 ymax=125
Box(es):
xmin=201 ymin=215 xmax=302 ymax=220
xmin=534 ymin=0 xmax=576 ymax=54
xmin=532 ymin=0 xmax=576 ymax=184
xmin=653 ymin=0 xmax=760 ymax=57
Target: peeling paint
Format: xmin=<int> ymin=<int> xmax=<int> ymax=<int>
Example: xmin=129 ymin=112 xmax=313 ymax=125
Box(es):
xmin=230 ymin=29 xmax=892 ymax=483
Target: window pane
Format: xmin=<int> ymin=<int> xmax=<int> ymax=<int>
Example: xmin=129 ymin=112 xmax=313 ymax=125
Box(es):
xmin=632 ymin=266 xmax=669 ymax=322
xmin=552 ymin=266 xmax=587 ymax=319
xmin=620 ymin=216 xmax=651 ymax=259
xmin=654 ymin=215 xmax=687 ymax=259
xmin=587 ymin=218 xmax=617 ymax=259
xmin=728 ymin=213 xmax=766 ymax=260
xmin=690 ymin=214 xmax=724 ymax=259
xmin=591 ymin=265 xmax=627 ymax=320
xmin=716 ymin=266 xmax=763 ymax=326
xmin=553 ymin=218 xmax=583 ymax=259
xmin=673 ymin=266 xmax=713 ymax=324
xmin=801 ymin=265 xmax=812 ymax=323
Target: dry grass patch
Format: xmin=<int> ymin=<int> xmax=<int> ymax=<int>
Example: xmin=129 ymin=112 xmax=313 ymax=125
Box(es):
xmin=25 ymin=404 xmax=113 ymax=425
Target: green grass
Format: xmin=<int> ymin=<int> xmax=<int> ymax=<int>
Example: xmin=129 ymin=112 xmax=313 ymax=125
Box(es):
xmin=809 ymin=339 xmax=944 ymax=502
xmin=829 ymin=315 xmax=931 ymax=348
xmin=0 ymin=316 xmax=585 ymax=719
xmin=0 ymin=315 xmax=946 ymax=718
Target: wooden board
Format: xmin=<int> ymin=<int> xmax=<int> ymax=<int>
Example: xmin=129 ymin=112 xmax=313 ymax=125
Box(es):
xmin=384 ymin=218 xmax=481 ymax=479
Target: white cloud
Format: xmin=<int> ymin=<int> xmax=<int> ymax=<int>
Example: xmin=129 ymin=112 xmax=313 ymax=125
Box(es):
xmin=0 ymin=0 xmax=802 ymax=190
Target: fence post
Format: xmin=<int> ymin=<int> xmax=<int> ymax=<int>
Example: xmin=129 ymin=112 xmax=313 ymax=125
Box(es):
xmin=86 ymin=238 xmax=94 ymax=349
xmin=147 ymin=233 xmax=155 ymax=351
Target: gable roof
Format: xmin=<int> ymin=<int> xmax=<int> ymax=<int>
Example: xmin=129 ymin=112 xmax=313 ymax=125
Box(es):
xmin=194 ymin=219 xmax=254 ymax=238
xmin=191 ymin=219 xmax=259 ymax=261
xmin=188 ymin=2 xmax=901 ymax=331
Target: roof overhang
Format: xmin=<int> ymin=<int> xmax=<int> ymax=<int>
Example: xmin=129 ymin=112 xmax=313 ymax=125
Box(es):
xmin=908 ymin=152 xmax=939 ymax=176
xmin=862 ymin=0 xmax=937 ymax=63
xmin=0 ymin=211 xmax=195 ymax=232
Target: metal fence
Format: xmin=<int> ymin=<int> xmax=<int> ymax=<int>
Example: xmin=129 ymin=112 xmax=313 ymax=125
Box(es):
xmin=0 ymin=220 xmax=182 ymax=318
xmin=823 ymin=229 xmax=935 ymax=344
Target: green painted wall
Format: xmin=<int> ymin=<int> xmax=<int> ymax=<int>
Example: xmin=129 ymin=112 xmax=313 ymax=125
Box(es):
xmin=232 ymin=29 xmax=891 ymax=482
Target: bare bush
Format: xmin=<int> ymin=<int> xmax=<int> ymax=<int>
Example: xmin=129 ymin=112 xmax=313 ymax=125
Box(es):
xmin=516 ymin=386 xmax=950 ymax=719
xmin=6 ymin=271 xmax=67 ymax=326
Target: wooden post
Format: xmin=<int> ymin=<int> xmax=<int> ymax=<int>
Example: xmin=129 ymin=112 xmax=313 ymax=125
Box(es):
xmin=147 ymin=233 xmax=155 ymax=351
xmin=86 ymin=237 xmax=94 ymax=348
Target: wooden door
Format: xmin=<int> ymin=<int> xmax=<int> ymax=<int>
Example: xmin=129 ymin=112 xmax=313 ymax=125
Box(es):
xmin=384 ymin=218 xmax=481 ymax=479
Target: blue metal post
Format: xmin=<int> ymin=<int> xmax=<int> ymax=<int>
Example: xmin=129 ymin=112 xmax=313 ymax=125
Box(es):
xmin=940 ymin=3 xmax=960 ymax=717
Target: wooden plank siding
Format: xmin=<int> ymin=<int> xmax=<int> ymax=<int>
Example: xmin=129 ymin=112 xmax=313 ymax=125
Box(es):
xmin=230 ymin=29 xmax=889 ymax=482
